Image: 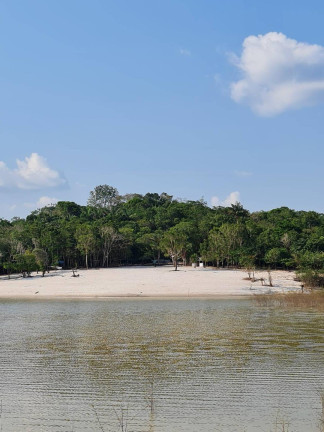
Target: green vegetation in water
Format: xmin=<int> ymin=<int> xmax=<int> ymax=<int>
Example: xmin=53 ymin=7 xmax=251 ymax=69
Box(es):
xmin=254 ymin=291 xmax=324 ymax=311
xmin=1 ymin=299 xmax=323 ymax=431
xmin=76 ymin=390 xmax=324 ymax=432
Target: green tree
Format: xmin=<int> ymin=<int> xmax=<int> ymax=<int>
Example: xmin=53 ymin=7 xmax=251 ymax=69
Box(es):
xmin=87 ymin=185 xmax=119 ymax=209
xmin=14 ymin=251 xmax=38 ymax=277
xmin=264 ymin=247 xmax=289 ymax=269
xmin=34 ymin=248 xmax=49 ymax=276
xmin=161 ymin=226 xmax=190 ymax=270
xmin=99 ymin=225 xmax=122 ymax=267
xmin=137 ymin=230 xmax=164 ymax=262
xmin=75 ymin=225 xmax=96 ymax=269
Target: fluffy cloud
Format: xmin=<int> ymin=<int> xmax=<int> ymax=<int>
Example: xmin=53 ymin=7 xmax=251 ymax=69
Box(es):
xmin=37 ymin=196 xmax=58 ymax=208
xmin=230 ymin=32 xmax=324 ymax=116
xmin=0 ymin=153 xmax=66 ymax=190
xmin=211 ymin=191 xmax=240 ymax=207
xmin=24 ymin=196 xmax=58 ymax=210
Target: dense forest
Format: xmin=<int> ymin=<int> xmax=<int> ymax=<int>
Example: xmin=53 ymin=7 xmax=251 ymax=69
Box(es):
xmin=0 ymin=185 xmax=324 ymax=284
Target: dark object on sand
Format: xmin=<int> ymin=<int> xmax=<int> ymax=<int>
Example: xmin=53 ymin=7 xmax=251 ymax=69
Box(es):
xmin=72 ymin=270 xmax=79 ymax=277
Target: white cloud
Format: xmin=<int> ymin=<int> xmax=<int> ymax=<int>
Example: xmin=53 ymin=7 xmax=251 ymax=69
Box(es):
xmin=0 ymin=153 xmax=66 ymax=190
xmin=180 ymin=48 xmax=191 ymax=56
xmin=24 ymin=196 xmax=58 ymax=210
xmin=223 ymin=191 xmax=240 ymax=206
xmin=37 ymin=196 xmax=58 ymax=208
xmin=230 ymin=32 xmax=324 ymax=116
xmin=210 ymin=196 xmax=220 ymax=207
xmin=211 ymin=191 xmax=240 ymax=207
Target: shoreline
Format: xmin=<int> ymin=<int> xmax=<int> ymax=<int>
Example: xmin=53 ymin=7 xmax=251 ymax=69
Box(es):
xmin=0 ymin=295 xmax=253 ymax=301
xmin=0 ymin=266 xmax=301 ymax=300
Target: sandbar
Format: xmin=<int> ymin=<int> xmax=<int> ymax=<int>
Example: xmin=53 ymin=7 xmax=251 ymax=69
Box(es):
xmin=0 ymin=266 xmax=301 ymax=299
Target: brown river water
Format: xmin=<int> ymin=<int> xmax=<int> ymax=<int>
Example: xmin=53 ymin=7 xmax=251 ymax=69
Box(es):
xmin=0 ymin=299 xmax=323 ymax=431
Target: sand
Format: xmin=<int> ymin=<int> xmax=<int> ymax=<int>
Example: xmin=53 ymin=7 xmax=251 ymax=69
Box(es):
xmin=0 ymin=266 xmax=302 ymax=299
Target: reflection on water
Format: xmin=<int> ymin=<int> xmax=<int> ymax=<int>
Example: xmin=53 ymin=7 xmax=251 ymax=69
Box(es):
xmin=0 ymin=299 xmax=323 ymax=431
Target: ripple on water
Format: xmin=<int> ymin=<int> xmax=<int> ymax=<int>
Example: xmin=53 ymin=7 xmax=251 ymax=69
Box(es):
xmin=0 ymin=299 xmax=323 ymax=432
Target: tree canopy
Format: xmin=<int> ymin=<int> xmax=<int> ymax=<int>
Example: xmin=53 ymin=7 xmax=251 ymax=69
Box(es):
xmin=0 ymin=186 xmax=323 ymax=277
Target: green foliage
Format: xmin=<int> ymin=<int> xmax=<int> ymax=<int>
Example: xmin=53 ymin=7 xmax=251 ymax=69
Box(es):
xmin=297 ymin=269 xmax=324 ymax=289
xmin=296 ymin=251 xmax=324 ymax=269
xmin=0 ymin=187 xmax=324 ymax=275
xmin=33 ymin=248 xmax=48 ymax=275
xmin=14 ymin=251 xmax=38 ymax=277
xmin=75 ymin=224 xmax=97 ymax=269
xmin=161 ymin=223 xmax=193 ymax=269
xmin=190 ymin=253 xmax=198 ymax=264
xmin=87 ymin=184 xmax=119 ymax=209
xmin=264 ymin=247 xmax=290 ymax=268
xmin=239 ymin=254 xmax=255 ymax=270
xmin=3 ymin=261 xmax=15 ymax=278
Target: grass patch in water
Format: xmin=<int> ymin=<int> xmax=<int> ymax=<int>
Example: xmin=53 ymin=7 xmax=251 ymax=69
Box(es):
xmin=254 ymin=291 xmax=324 ymax=311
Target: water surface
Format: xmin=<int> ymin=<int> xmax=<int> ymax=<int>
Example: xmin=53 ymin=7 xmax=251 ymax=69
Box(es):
xmin=0 ymin=299 xmax=323 ymax=431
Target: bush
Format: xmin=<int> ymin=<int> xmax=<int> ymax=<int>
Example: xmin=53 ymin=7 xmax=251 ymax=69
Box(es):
xmin=297 ymin=269 xmax=324 ymax=289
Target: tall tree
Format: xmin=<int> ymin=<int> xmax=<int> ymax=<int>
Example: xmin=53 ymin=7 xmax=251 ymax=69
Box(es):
xmin=87 ymin=185 xmax=119 ymax=209
xmin=99 ymin=225 xmax=122 ymax=267
xmin=161 ymin=226 xmax=189 ymax=270
xmin=75 ymin=225 xmax=96 ymax=269
xmin=34 ymin=248 xmax=49 ymax=276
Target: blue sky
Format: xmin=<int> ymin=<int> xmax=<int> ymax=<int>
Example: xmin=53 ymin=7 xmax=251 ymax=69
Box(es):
xmin=1 ymin=0 xmax=324 ymax=219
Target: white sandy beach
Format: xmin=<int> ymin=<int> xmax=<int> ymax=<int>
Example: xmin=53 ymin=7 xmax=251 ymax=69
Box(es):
xmin=0 ymin=266 xmax=302 ymax=299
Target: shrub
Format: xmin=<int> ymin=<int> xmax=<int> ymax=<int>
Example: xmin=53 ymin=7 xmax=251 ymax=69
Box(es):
xmin=297 ymin=269 xmax=324 ymax=289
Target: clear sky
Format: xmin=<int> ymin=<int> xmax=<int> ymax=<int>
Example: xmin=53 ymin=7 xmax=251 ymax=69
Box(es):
xmin=1 ymin=0 xmax=324 ymax=219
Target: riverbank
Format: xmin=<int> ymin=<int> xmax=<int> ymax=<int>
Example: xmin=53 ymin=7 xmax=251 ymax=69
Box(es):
xmin=0 ymin=266 xmax=302 ymax=299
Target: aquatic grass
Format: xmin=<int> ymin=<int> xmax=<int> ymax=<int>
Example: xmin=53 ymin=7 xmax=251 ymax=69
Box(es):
xmin=319 ymin=391 xmax=324 ymax=432
xmin=254 ymin=291 xmax=324 ymax=311
xmin=92 ymin=404 xmax=105 ymax=432
xmin=271 ymin=416 xmax=291 ymax=432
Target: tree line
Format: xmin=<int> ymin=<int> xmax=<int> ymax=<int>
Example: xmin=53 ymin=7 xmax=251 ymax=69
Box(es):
xmin=0 ymin=185 xmax=323 ymax=282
